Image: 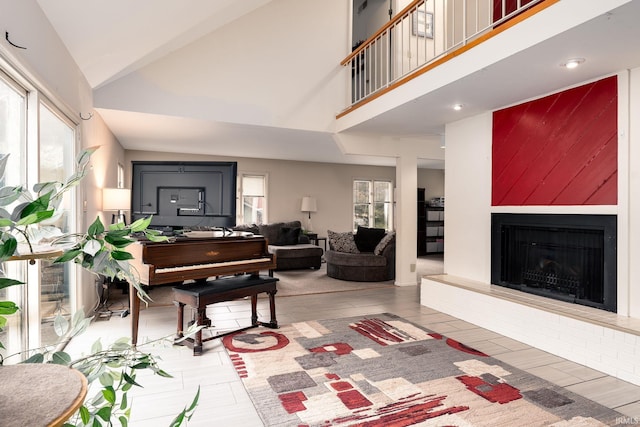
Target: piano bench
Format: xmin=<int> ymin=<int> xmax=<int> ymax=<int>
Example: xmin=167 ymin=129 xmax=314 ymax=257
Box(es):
xmin=173 ymin=274 xmax=279 ymax=355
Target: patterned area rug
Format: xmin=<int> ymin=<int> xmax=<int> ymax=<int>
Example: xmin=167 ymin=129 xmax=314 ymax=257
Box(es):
xmin=222 ymin=313 xmax=622 ymax=426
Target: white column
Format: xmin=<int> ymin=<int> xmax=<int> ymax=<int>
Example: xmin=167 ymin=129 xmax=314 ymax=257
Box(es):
xmin=395 ymin=153 xmax=418 ymax=286
xmin=625 ymin=69 xmax=638 ymax=317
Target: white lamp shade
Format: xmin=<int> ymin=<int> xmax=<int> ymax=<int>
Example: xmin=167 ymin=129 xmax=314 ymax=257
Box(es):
xmin=300 ymin=196 xmax=317 ymax=213
xmin=102 ymin=188 xmax=131 ymax=211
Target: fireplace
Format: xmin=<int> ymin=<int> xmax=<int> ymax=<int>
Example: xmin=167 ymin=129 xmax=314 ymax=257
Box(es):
xmin=491 ymin=214 xmax=617 ymax=312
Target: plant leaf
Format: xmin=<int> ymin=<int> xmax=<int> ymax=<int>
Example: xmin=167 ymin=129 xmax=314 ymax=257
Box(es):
xmin=19 ymin=192 xmax=52 ymax=218
xmin=54 ymin=249 xmax=82 ymax=263
xmin=53 ymin=313 xmax=69 ymax=337
xmin=120 ymin=393 xmax=128 ymax=411
xmin=0 ymin=185 xmax=22 ymax=207
xmin=83 ymin=239 xmax=102 ymax=257
xmin=111 ymin=250 xmax=134 ymax=261
xmin=0 ymin=237 xmax=18 ymax=260
xmin=80 ymin=405 xmax=91 ymax=424
xmin=69 ymin=316 xmax=92 ymax=337
xmin=51 ymin=351 xmax=72 ymax=365
xmin=16 ymin=209 xmax=54 ymax=226
xmin=145 ymin=233 xmax=169 ymax=243
xmin=87 ymin=216 xmax=105 ymax=236
xmin=155 ymin=369 xmax=173 ymax=378
xmin=102 ymin=386 xmax=116 ymax=404
xmin=170 ymin=413 xmax=185 ymax=427
xmin=104 ymin=234 xmax=134 ymax=248
xmin=91 ymin=339 xmax=103 ymax=354
xmin=186 ymin=386 xmax=200 ymax=412
xmin=76 ymin=146 xmax=99 ymax=170
xmin=99 ymin=372 xmax=114 ymax=387
xmin=104 ymin=229 xmax=130 ymax=238
xmin=129 ymin=216 xmax=151 ymax=232
xmin=0 ymin=301 xmax=19 ymax=315
xmin=22 ymin=352 xmax=45 ymax=363
xmin=122 ymin=372 xmax=142 ymax=388
xmin=0 ymin=278 xmax=23 ymax=290
xmin=96 ymin=406 xmax=112 ymax=421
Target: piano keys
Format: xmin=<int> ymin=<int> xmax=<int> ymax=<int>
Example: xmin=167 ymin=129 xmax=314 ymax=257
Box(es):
xmin=127 ymin=234 xmax=276 ymax=345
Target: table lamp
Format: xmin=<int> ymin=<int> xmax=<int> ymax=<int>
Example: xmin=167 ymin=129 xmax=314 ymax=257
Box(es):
xmin=102 ymin=188 xmax=131 ymax=225
xmin=300 ymin=196 xmax=317 ymax=232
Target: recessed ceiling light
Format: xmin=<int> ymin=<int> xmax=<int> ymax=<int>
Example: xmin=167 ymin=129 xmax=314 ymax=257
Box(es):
xmin=453 ymin=104 xmax=463 ymax=111
xmin=562 ymin=58 xmax=585 ymax=69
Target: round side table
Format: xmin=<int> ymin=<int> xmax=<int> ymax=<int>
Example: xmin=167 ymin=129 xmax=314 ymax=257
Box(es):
xmin=0 ymin=364 xmax=87 ymax=426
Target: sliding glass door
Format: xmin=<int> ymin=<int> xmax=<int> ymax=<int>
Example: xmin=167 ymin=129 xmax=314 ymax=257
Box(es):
xmin=0 ymin=67 xmax=79 ymax=360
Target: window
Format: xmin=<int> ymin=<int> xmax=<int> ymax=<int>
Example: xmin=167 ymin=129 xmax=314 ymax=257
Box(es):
xmin=0 ymin=64 xmax=79 ymax=360
xmin=241 ymin=174 xmax=267 ymax=224
xmin=0 ymin=70 xmax=27 ymax=360
xmin=38 ymin=102 xmax=77 ymax=347
xmin=353 ymin=179 xmax=393 ymax=231
xmin=117 ymin=163 xmax=124 ymax=188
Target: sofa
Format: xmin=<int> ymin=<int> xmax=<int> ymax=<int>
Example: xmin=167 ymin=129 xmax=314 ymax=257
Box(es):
xmin=234 ymin=221 xmax=323 ymax=270
xmin=325 ymin=227 xmax=395 ymax=282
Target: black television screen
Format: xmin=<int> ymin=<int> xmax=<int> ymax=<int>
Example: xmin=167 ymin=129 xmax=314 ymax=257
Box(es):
xmin=131 ymin=161 xmax=237 ymax=229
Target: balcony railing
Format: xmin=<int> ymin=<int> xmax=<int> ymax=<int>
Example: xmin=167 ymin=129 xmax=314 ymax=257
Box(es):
xmin=340 ymin=0 xmax=549 ymax=112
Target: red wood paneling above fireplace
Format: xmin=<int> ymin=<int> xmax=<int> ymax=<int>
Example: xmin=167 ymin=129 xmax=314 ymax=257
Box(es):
xmin=492 ymin=75 xmax=618 ymax=206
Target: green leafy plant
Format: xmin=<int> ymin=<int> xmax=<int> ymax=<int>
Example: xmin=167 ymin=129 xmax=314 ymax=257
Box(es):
xmin=3 ymin=308 xmax=201 ymax=427
xmin=0 ymin=146 xmax=98 ymax=331
xmin=53 ymin=215 xmax=164 ymax=303
xmin=63 ymin=324 xmax=200 ymax=427
xmin=0 ymin=146 xmax=200 ymax=426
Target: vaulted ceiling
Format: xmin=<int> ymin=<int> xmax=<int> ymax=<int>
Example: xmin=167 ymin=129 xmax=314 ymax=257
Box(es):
xmin=37 ymin=0 xmax=640 ymax=169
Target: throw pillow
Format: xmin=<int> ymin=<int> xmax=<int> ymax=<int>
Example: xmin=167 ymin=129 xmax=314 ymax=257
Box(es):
xmin=328 ymin=230 xmax=359 ymax=253
xmin=273 ymin=227 xmax=301 ymax=246
xmin=354 ymin=226 xmax=386 ymax=252
xmin=374 ymin=231 xmax=395 ymax=255
xmin=258 ymin=222 xmax=284 ymax=245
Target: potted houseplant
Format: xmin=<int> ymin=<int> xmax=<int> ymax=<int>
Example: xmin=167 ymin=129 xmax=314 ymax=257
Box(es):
xmin=0 ymin=146 xmax=199 ymax=426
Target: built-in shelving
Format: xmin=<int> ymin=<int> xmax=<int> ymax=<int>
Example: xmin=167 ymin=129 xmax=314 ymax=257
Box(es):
xmin=425 ymin=205 xmax=444 ymax=254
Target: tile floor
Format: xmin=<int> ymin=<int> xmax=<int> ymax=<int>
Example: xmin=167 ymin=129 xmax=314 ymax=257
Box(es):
xmin=64 ymin=262 xmax=640 ymax=426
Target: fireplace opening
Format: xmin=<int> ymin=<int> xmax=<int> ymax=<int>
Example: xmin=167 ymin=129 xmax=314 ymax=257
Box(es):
xmin=491 ymin=214 xmax=617 ymax=312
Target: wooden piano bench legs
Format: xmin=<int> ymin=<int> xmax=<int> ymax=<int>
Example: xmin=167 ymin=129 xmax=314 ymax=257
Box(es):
xmin=172 ymin=274 xmax=279 ymax=356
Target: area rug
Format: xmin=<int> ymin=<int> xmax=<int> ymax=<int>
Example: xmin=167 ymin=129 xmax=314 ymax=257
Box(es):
xmin=222 ymin=313 xmax=622 ymax=426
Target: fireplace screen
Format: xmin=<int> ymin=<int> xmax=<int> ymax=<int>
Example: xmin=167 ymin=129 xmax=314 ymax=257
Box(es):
xmin=491 ymin=214 xmax=616 ymax=312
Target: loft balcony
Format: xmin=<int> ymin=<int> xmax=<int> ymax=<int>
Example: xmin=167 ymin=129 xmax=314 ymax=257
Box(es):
xmin=342 ymin=0 xmax=546 ymax=110
xmin=336 ymin=0 xmax=640 ymax=140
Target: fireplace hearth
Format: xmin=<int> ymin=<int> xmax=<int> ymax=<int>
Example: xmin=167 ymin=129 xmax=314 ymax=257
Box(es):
xmin=491 ymin=214 xmax=617 ymax=312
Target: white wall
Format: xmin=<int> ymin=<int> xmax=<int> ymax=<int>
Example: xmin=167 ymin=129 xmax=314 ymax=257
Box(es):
xmin=0 ymin=0 xmax=90 ymax=114
xmin=442 ymin=70 xmax=640 ymax=318
xmin=422 ymin=69 xmax=640 ymax=386
xmin=628 ymin=67 xmax=640 ymax=317
xmin=443 ymin=113 xmax=492 ymax=280
xmin=94 ymin=0 xmax=350 ymax=134
xmin=1 ymin=0 xmax=126 ymax=314
xmin=418 ymin=168 xmax=445 ymax=201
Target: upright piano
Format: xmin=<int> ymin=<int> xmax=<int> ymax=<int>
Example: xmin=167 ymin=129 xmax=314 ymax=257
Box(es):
xmin=127 ymin=234 xmax=276 ymax=345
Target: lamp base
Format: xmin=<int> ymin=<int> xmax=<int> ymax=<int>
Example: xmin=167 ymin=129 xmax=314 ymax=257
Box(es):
xmin=111 ymin=211 xmax=127 ymax=225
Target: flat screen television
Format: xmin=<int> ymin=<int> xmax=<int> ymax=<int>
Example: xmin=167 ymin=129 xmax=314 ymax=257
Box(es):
xmin=131 ymin=161 xmax=237 ymax=230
